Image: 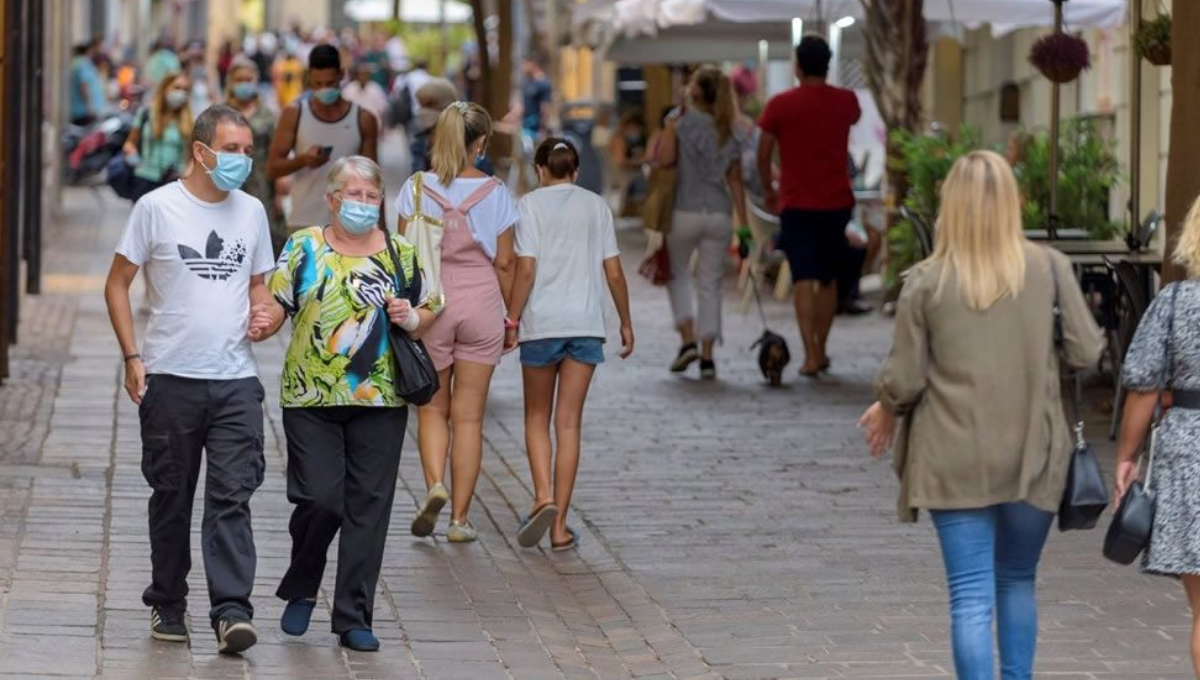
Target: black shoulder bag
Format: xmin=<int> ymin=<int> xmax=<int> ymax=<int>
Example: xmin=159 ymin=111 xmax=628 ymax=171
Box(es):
xmin=384 ymin=235 xmax=440 ymax=406
xmin=1053 ymin=254 xmax=1111 ymax=531
xmin=1104 ymin=284 xmax=1178 ymax=563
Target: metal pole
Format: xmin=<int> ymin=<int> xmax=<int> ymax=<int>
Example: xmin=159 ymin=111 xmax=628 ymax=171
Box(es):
xmin=439 ymin=0 xmax=448 ymax=71
xmin=1048 ymin=0 xmax=1062 ymax=236
xmin=4 ymin=0 xmax=25 ymax=343
xmin=1130 ymin=0 xmax=1143 ymax=235
xmin=47 ymin=0 xmax=69 ymax=219
xmin=546 ymin=0 xmax=560 ymax=125
xmin=24 ymin=0 xmax=41 ymax=295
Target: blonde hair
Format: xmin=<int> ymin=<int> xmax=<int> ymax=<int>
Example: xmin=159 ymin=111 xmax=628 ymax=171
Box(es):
xmin=932 ymin=150 xmax=1027 ymax=311
xmin=223 ymin=57 xmax=259 ymax=102
xmin=430 ymin=101 xmax=492 ymax=186
xmin=691 ymin=66 xmax=735 ymax=146
xmin=1174 ymin=195 xmax=1200 ymax=278
xmin=150 ymin=71 xmax=194 ymax=141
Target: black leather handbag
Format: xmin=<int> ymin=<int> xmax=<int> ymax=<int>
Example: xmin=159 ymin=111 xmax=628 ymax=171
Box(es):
xmin=1104 ymin=284 xmax=1177 ymax=563
xmin=1103 ymin=434 xmax=1158 ymax=564
xmin=384 ymin=235 xmax=440 ymax=407
xmin=1051 ymin=255 xmax=1110 ymax=531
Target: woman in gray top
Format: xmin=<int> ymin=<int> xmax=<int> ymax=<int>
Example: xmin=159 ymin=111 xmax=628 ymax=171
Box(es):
xmin=656 ymin=67 xmax=748 ymax=380
xmin=1116 ymin=195 xmax=1200 ymax=675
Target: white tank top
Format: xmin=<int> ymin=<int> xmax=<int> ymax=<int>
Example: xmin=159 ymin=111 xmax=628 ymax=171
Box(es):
xmin=287 ymin=99 xmax=364 ymax=228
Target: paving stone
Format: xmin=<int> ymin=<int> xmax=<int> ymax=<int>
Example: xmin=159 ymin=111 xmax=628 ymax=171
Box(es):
xmin=0 ymin=134 xmax=1187 ymax=678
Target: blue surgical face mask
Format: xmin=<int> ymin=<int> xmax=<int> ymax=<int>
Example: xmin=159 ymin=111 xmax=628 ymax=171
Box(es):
xmin=200 ymin=144 xmax=253 ymax=192
xmin=338 ymin=199 xmax=380 ymax=235
xmin=314 ymin=87 xmax=341 ymax=105
xmin=232 ymin=82 xmax=258 ymax=101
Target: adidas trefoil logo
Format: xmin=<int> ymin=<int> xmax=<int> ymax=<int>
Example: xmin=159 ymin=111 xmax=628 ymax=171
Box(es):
xmin=177 ymin=231 xmax=248 ymax=281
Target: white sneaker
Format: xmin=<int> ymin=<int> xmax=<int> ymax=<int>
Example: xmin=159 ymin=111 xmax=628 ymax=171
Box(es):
xmin=411 ymin=483 xmax=449 ymax=537
xmin=446 ymin=520 xmax=478 ymax=543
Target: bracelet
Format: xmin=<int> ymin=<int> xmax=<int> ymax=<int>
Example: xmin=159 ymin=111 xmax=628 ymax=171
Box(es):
xmin=124 ymin=353 xmax=141 ymax=362
xmin=504 ymin=317 xmax=519 ymax=330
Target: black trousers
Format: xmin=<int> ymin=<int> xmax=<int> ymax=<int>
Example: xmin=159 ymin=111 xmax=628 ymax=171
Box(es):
xmin=276 ymin=406 xmax=407 ymax=633
xmin=138 ymin=375 xmax=266 ymax=624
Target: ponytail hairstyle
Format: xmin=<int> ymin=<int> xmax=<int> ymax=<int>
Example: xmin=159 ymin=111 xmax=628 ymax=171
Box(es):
xmin=430 ymin=101 xmax=492 ymax=186
xmin=534 ymin=137 xmax=580 ymax=180
xmin=691 ymin=66 xmax=735 ymax=146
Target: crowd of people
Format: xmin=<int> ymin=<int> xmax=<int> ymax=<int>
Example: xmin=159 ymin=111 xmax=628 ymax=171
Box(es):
xmin=87 ymin=23 xmax=1200 ymax=679
xmin=100 ymin=26 xmax=632 ymax=655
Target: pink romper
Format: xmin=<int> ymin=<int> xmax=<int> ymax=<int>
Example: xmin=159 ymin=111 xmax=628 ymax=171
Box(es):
xmin=421 ymin=180 xmax=506 ymax=371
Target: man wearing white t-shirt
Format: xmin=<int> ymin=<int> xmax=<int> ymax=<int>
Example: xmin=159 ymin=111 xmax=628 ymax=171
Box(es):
xmin=104 ymin=105 xmax=277 ymax=656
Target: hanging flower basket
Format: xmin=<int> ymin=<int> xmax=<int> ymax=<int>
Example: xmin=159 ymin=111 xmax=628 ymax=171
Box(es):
xmin=1029 ymin=32 xmax=1091 ymax=84
xmin=1134 ymin=14 xmax=1171 ymax=66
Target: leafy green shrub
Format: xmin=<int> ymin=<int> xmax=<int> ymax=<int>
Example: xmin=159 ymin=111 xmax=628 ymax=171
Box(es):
xmin=887 ymin=118 xmax=1123 ymax=285
xmin=886 ymin=126 xmax=983 ymax=285
xmin=1013 ymin=117 xmax=1122 ymax=239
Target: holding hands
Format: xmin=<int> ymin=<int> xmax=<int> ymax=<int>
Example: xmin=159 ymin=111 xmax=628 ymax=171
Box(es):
xmin=248 ymin=301 xmax=285 ymax=342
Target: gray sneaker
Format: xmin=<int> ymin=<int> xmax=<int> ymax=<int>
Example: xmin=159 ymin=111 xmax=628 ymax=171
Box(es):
xmin=411 ymin=483 xmax=449 ymax=538
xmin=446 ymin=520 xmax=478 ymax=543
xmin=150 ymin=606 xmax=188 ymax=642
xmin=215 ymin=617 xmax=257 ymax=655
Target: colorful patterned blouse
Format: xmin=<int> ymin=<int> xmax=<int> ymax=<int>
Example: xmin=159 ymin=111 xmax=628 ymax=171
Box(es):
xmin=270 ymin=227 xmax=423 ymax=408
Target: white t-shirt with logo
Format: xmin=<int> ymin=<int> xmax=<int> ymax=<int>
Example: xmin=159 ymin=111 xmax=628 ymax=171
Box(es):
xmin=115 ymin=181 xmax=275 ymax=379
xmin=515 ymin=184 xmax=620 ymax=342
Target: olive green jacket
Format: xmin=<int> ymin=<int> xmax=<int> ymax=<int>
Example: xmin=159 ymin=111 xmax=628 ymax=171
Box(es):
xmin=876 ymin=243 xmax=1106 ymax=522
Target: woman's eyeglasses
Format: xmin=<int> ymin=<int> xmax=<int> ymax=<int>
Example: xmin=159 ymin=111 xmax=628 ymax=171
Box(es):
xmin=337 ymin=190 xmax=383 ymax=205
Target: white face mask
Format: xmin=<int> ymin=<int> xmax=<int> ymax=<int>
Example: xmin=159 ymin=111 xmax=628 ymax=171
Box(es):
xmin=166 ymin=90 xmax=189 ymax=110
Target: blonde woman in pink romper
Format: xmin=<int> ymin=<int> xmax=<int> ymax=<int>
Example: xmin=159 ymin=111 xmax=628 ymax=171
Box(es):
xmin=396 ymin=102 xmax=518 ymax=543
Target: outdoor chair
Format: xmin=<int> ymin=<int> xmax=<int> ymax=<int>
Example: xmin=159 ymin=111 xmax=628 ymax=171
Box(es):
xmin=741 ymin=197 xmax=791 ymax=307
xmin=1105 ymin=256 xmax=1153 ymax=440
xmin=899 ymin=206 xmax=935 ymax=260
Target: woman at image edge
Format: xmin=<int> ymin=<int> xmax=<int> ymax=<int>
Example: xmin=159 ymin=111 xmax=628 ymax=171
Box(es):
xmin=1116 ymin=193 xmax=1200 ymax=675
xmin=859 ymin=151 xmax=1104 ymax=679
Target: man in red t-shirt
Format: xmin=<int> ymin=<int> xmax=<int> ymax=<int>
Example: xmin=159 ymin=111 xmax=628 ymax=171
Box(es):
xmin=757 ymin=36 xmax=861 ymax=378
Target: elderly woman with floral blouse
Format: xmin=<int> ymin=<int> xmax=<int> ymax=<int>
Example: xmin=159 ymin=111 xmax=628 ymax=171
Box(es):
xmin=254 ymin=155 xmax=431 ymax=653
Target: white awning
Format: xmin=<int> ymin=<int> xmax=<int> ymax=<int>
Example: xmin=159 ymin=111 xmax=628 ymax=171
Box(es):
xmin=345 ymin=0 xmax=474 ymax=25
xmin=582 ymin=0 xmax=1126 ymax=39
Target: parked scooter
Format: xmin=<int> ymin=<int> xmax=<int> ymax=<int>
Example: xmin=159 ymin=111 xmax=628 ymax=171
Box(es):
xmin=63 ymin=110 xmax=133 ymax=185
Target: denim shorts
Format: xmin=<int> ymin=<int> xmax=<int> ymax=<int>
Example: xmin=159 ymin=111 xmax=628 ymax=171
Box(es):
xmin=520 ymin=337 xmax=605 ymax=367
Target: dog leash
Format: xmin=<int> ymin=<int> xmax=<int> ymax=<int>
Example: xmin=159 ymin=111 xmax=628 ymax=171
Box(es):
xmin=747 ymin=268 xmax=770 ymax=332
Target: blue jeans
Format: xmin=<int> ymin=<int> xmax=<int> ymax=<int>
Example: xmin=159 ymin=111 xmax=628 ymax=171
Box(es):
xmin=520 ymin=337 xmax=605 ymax=368
xmin=930 ymin=502 xmax=1054 ymax=680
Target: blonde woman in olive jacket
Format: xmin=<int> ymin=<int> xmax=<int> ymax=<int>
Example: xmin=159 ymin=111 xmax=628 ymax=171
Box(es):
xmin=859 ymin=151 xmax=1104 ymax=679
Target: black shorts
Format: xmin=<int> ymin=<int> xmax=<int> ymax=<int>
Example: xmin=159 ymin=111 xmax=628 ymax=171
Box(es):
xmin=778 ymin=208 xmax=853 ymax=284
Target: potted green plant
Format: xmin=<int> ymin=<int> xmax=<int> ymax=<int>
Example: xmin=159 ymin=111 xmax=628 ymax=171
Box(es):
xmin=1012 ymin=118 xmax=1123 ymax=239
xmin=1029 ymin=32 xmax=1091 ymax=84
xmin=885 ymin=126 xmax=983 ymax=286
xmin=1133 ymin=13 xmax=1171 ymax=66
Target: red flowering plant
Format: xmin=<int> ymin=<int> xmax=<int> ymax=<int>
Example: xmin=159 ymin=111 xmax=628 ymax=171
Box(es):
xmin=1029 ymin=32 xmax=1091 ymax=84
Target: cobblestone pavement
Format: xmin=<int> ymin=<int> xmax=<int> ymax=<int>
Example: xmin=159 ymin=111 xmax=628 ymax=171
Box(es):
xmin=0 ymin=136 xmax=1193 ymax=679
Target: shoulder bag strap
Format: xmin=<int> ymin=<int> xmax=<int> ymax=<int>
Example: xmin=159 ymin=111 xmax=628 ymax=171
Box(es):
xmin=383 ymin=232 xmax=408 ymax=301
xmin=412 ymin=172 xmax=425 ymax=215
xmin=406 ymin=251 xmax=424 ymax=307
xmin=1147 ymin=283 xmax=1181 ymax=488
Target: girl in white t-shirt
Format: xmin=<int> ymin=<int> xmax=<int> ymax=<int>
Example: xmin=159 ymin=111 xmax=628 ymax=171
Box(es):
xmin=505 ymin=138 xmax=635 ymax=551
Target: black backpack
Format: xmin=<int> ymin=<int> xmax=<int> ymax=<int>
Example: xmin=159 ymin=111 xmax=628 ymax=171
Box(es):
xmin=388 ymin=83 xmax=414 ymax=128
